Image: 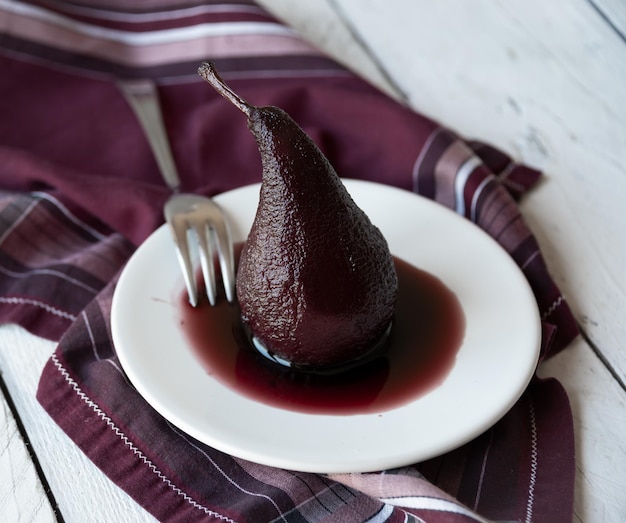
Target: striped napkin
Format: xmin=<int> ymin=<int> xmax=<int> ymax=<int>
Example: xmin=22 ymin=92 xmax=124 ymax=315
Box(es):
xmin=0 ymin=1 xmax=579 ymax=522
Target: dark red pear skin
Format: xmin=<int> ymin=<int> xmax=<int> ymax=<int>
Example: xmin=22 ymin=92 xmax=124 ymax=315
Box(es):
xmin=198 ymin=61 xmax=398 ymax=369
xmin=236 ymin=106 xmax=398 ymax=368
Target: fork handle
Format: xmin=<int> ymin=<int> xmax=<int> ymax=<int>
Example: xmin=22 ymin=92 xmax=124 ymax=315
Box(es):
xmin=118 ymin=79 xmax=181 ymax=192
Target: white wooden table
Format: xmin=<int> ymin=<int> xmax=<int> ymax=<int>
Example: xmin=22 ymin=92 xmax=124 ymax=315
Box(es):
xmin=1 ymin=1 xmax=625 ymax=521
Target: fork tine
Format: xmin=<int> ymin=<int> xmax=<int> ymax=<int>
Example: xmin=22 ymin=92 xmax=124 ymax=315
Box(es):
xmin=192 ymin=222 xmax=218 ymax=306
xmin=212 ymin=220 xmax=236 ymax=303
xmin=165 ymin=194 xmax=235 ymax=307
xmin=167 ymin=216 xmax=199 ymax=307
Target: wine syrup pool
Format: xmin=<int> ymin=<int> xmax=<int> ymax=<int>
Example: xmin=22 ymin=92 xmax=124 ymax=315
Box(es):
xmin=177 ymin=253 xmax=465 ymax=415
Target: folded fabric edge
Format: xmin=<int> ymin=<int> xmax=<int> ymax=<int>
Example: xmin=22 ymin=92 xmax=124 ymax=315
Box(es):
xmin=36 ymin=348 xmax=242 ymax=522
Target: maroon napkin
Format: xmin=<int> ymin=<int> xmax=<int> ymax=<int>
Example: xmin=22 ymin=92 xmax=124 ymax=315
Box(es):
xmin=0 ymin=1 xmax=578 ymax=522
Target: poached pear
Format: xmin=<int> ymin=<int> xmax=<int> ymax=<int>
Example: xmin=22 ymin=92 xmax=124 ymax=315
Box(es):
xmin=198 ymin=62 xmax=398 ymax=370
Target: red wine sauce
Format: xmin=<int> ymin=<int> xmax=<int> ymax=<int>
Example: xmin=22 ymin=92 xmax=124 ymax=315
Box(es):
xmin=178 ymin=257 xmax=465 ymax=415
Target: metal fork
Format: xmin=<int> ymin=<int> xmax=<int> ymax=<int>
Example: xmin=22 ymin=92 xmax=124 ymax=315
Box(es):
xmin=118 ymin=79 xmax=235 ymax=307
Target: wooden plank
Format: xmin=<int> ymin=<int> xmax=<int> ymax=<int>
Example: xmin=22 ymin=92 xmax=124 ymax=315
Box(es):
xmin=592 ymin=0 xmax=626 ymax=37
xmin=0 ymin=325 xmax=157 ymax=523
xmin=0 ymin=376 xmax=56 ymax=522
xmin=539 ymin=337 xmax=626 ymax=522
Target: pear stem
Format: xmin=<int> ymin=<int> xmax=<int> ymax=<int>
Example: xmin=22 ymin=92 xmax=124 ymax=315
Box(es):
xmin=198 ymin=62 xmax=253 ymax=117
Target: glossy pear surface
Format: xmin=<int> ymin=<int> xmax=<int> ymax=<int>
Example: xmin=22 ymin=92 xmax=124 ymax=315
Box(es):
xmin=236 ymin=106 xmax=397 ymax=369
xmin=198 ymin=62 xmax=398 ymax=370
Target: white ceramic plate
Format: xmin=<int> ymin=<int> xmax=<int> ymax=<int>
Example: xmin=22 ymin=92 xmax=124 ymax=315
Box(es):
xmin=111 ymin=180 xmax=541 ymax=473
